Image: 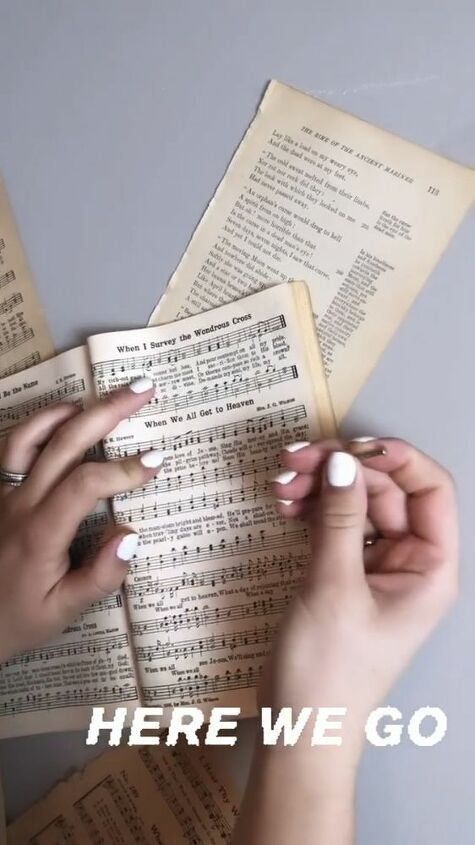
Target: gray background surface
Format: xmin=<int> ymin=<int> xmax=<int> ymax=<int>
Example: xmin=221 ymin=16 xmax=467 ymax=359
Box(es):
xmin=0 ymin=1 xmax=474 ymax=841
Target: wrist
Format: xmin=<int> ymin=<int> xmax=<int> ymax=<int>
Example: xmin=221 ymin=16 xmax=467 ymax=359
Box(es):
xmin=256 ymin=740 xmax=360 ymax=796
xmin=256 ymin=700 xmax=367 ymax=774
xmin=233 ymin=741 xmax=357 ymax=845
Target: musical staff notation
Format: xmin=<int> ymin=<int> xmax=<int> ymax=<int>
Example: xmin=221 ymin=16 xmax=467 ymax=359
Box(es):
xmin=133 ymin=365 xmax=298 ymax=417
xmin=0 ymin=326 xmax=34 ymax=356
xmin=0 ymin=350 xmax=40 ymax=379
xmin=116 ymin=453 xmax=281 ymax=502
xmin=126 ymin=551 xmax=307 ymax=600
xmin=3 ymin=633 xmax=129 ymax=667
xmin=131 ymin=595 xmax=290 ymax=636
xmin=31 ymin=815 xmax=74 ymax=841
xmin=84 ymin=776 xmax=149 ymax=844
xmin=135 ymin=623 xmax=275 ymax=663
xmin=176 ymin=750 xmax=234 ymax=838
xmin=139 ymin=749 xmax=202 ymax=843
xmin=69 ymin=510 xmax=110 ymax=566
xmin=0 ymin=291 xmax=22 ymax=316
xmin=93 ymin=314 xmax=286 ymax=380
xmin=130 ymin=528 xmax=308 ymax=575
xmin=142 ymin=666 xmax=261 ymax=703
xmin=0 ymin=269 xmax=15 ymax=290
xmin=81 ymin=593 xmax=123 ymax=615
xmin=0 ymin=378 xmax=86 ymax=427
xmin=0 ymin=684 xmax=138 ymax=716
xmin=106 ymin=404 xmax=307 ymax=459
xmin=115 ymin=482 xmax=269 ymax=523
xmin=70 ymin=508 xmax=110 ymax=564
xmin=70 ymin=530 xmax=102 ymax=565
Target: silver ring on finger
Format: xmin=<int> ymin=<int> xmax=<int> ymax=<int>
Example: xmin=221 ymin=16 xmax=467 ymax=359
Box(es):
xmin=364 ymin=532 xmax=383 ymax=547
xmin=0 ymin=467 xmax=29 ymax=487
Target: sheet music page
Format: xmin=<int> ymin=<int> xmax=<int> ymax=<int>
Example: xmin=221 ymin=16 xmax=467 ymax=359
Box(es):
xmin=0 ymin=179 xmax=54 ymax=378
xmin=8 ymin=744 xmax=240 ymax=844
xmin=0 ymin=348 xmax=140 ymax=738
xmin=88 ymin=282 xmax=335 ymax=721
xmin=149 ymin=80 xmax=474 ymax=421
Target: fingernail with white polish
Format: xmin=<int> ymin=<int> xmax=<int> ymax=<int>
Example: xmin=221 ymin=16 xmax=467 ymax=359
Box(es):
xmin=117 ymin=533 xmax=139 ymax=561
xmin=130 ymin=376 xmax=155 ymax=394
xmin=140 ymin=449 xmax=166 ymax=468
xmin=273 ymin=470 xmax=297 ymax=485
xmin=350 ymin=436 xmax=377 ymax=443
xmin=327 ymin=452 xmax=357 ymax=487
xmin=284 ymin=441 xmax=311 ymax=452
xmin=276 ymin=499 xmax=294 ymax=506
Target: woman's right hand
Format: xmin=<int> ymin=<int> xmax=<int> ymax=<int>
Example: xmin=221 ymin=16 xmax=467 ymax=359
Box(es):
xmin=0 ymin=377 xmax=163 ymax=662
xmin=266 ymin=436 xmax=459 ymax=753
xmin=266 ymin=438 xmax=458 ymax=748
xmin=233 ymin=438 xmax=458 ymax=845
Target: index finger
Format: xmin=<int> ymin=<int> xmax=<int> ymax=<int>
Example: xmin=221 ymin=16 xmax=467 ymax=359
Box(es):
xmin=350 ymin=438 xmax=458 ymax=558
xmin=24 ymin=377 xmax=156 ymax=502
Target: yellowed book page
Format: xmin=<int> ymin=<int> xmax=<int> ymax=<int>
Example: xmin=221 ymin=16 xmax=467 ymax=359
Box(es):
xmin=7 ymin=744 xmax=240 ymax=844
xmin=149 ymin=80 xmax=475 ymax=421
xmin=0 ymin=179 xmax=54 ymax=377
xmin=0 ymin=348 xmax=140 ymax=738
xmin=88 ymin=282 xmax=335 ymax=721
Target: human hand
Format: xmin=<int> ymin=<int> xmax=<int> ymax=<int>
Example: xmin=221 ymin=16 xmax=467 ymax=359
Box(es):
xmin=266 ymin=438 xmax=458 ymax=759
xmin=236 ymin=436 xmax=458 ymax=845
xmin=0 ymin=377 xmax=163 ymax=662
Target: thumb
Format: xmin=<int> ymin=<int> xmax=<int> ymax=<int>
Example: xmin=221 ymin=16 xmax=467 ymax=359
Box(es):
xmin=309 ymin=451 xmax=367 ymax=589
xmin=54 ymin=530 xmax=139 ymax=620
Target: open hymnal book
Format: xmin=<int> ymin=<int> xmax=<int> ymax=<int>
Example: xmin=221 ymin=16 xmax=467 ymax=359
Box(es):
xmin=0 ymin=282 xmax=335 ymax=739
xmin=149 ymin=80 xmax=474 ymax=421
xmin=8 ymin=743 xmax=239 ymax=843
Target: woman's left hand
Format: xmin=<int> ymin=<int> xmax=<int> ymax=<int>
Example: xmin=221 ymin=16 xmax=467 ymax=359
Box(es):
xmin=0 ymin=378 xmax=163 ymax=662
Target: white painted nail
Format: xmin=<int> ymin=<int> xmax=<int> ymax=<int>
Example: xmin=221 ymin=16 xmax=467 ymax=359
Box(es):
xmin=327 ymin=452 xmax=357 ymax=487
xmin=276 ymin=499 xmax=294 ymax=506
xmin=284 ymin=441 xmax=311 ymax=452
xmin=273 ymin=470 xmax=298 ymax=485
xmin=129 ymin=376 xmax=154 ymax=394
xmin=117 ymin=533 xmax=139 ymax=561
xmin=140 ymin=449 xmax=166 ymax=468
xmin=350 ymin=436 xmax=377 ymax=443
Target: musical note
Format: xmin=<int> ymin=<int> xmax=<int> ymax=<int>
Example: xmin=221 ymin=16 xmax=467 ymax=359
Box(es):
xmin=176 ymin=751 xmax=233 ymax=838
xmin=131 ymin=596 xmax=290 ymax=636
xmin=0 ymin=325 xmax=34 ymax=356
xmin=70 ymin=508 xmax=110 ymax=564
xmin=31 ymin=814 xmax=75 ymax=841
xmin=81 ymin=593 xmax=123 ymax=615
xmin=0 ymin=683 xmax=138 ymax=716
xmin=132 ymin=365 xmax=298 ymax=417
xmin=139 ymin=748 xmax=202 ymax=843
xmin=0 ymin=269 xmax=15 ymax=290
xmin=115 ymin=482 xmax=269 ymax=524
xmin=92 ymin=314 xmax=286 ymax=380
xmin=0 ymin=378 xmax=86 ymax=428
xmin=115 ymin=452 xmax=281 ymax=502
xmin=142 ymin=666 xmax=261 ymax=703
xmin=0 ymin=350 xmax=41 ymax=379
xmin=135 ymin=624 xmax=275 ymax=663
xmin=105 ymin=404 xmax=307 ymax=459
xmin=126 ymin=551 xmax=308 ymax=599
xmin=93 ymin=776 xmax=149 ymax=843
xmin=3 ymin=633 xmax=129 ymax=667
xmin=0 ymin=291 xmax=22 ymax=316
xmin=130 ymin=528 xmax=308 ymax=575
